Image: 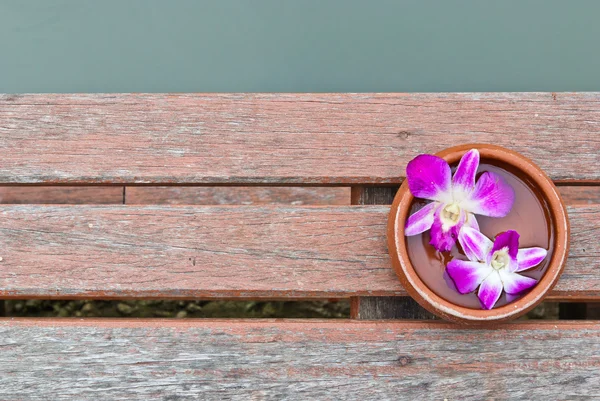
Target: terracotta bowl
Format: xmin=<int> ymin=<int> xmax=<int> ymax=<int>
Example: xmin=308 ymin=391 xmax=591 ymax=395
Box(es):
xmin=387 ymin=144 xmax=570 ymax=324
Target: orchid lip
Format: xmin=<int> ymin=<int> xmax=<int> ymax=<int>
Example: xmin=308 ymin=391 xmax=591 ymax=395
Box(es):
xmin=441 ymin=203 xmax=461 ymax=225
xmin=491 ymin=249 xmax=509 ymax=270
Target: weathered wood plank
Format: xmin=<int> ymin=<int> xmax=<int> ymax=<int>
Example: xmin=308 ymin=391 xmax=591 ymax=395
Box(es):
xmin=559 ymin=186 xmax=600 ymax=205
xmin=0 ymin=319 xmax=598 ymax=400
xmin=0 ymin=186 xmax=123 ymax=204
xmin=126 ymin=186 xmax=349 ymax=205
xmin=0 ymin=204 xmax=597 ymax=299
xmin=351 ymin=296 xmax=437 ymax=319
xmin=1 ymin=93 xmax=599 ymax=184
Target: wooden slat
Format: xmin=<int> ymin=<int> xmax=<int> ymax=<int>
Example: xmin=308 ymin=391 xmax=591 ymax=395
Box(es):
xmin=558 ymin=186 xmax=600 ymax=205
xmin=0 ymin=204 xmax=597 ymax=300
xmin=351 ymin=296 xmax=437 ymax=320
xmin=0 ymin=186 xmax=123 ymax=204
xmin=1 ymin=93 xmax=599 ymax=184
xmin=126 ymin=186 xmax=349 ymax=205
xmin=0 ymin=319 xmax=598 ymax=399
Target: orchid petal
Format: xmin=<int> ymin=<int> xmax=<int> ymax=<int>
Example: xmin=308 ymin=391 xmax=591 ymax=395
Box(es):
xmin=405 ymin=202 xmax=438 ymax=236
xmin=463 ymin=212 xmax=479 ymax=232
xmin=478 ymin=272 xmax=503 ymax=310
xmin=429 ymin=206 xmax=465 ymax=252
xmin=458 ymin=226 xmax=493 ymax=262
xmin=461 ymin=171 xmax=515 ymax=217
xmin=499 ymin=270 xmax=538 ymax=294
xmin=515 ymin=247 xmax=548 ymax=272
xmin=490 ymin=230 xmax=520 ymax=260
xmin=406 ymin=154 xmax=452 ymax=203
xmin=446 ymin=260 xmax=492 ymax=294
xmin=452 ymin=149 xmax=480 ymax=196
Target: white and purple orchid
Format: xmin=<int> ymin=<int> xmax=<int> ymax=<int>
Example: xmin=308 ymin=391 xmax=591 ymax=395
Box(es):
xmin=447 ymin=228 xmax=548 ymax=310
xmin=404 ymin=149 xmax=515 ymax=251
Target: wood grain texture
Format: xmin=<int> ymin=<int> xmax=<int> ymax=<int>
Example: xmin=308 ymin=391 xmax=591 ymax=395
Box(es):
xmin=126 ymin=186 xmax=349 ymax=205
xmin=350 ymin=186 xmax=435 ymax=319
xmin=0 ymin=204 xmax=597 ymax=299
xmin=351 ymin=296 xmax=437 ymax=320
xmin=1 ymin=93 xmax=599 ymax=184
xmin=559 ymin=186 xmax=600 ymax=205
xmin=351 ymin=186 xmax=399 ymax=205
xmin=0 ymin=186 xmax=123 ymax=204
xmin=0 ymin=319 xmax=598 ymax=400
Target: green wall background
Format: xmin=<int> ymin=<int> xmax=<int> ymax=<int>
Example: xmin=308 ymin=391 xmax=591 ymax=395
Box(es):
xmin=1 ymin=0 xmax=599 ymax=92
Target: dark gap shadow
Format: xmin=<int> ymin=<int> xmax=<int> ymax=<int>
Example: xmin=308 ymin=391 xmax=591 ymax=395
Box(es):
xmin=3 ymin=299 xmax=350 ymax=319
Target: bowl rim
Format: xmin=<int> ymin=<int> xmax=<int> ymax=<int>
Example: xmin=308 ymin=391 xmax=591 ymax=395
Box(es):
xmin=387 ymin=144 xmax=570 ymax=324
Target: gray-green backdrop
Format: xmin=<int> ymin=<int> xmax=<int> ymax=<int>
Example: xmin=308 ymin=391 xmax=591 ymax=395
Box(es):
xmin=1 ymin=0 xmax=599 ymax=92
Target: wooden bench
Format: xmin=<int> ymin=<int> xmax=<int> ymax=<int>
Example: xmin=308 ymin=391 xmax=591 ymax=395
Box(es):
xmin=0 ymin=93 xmax=599 ymax=399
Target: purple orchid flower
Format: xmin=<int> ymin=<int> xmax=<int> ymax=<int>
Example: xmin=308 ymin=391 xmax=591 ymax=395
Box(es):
xmin=447 ymin=228 xmax=548 ymax=310
xmin=404 ymin=149 xmax=515 ymax=251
